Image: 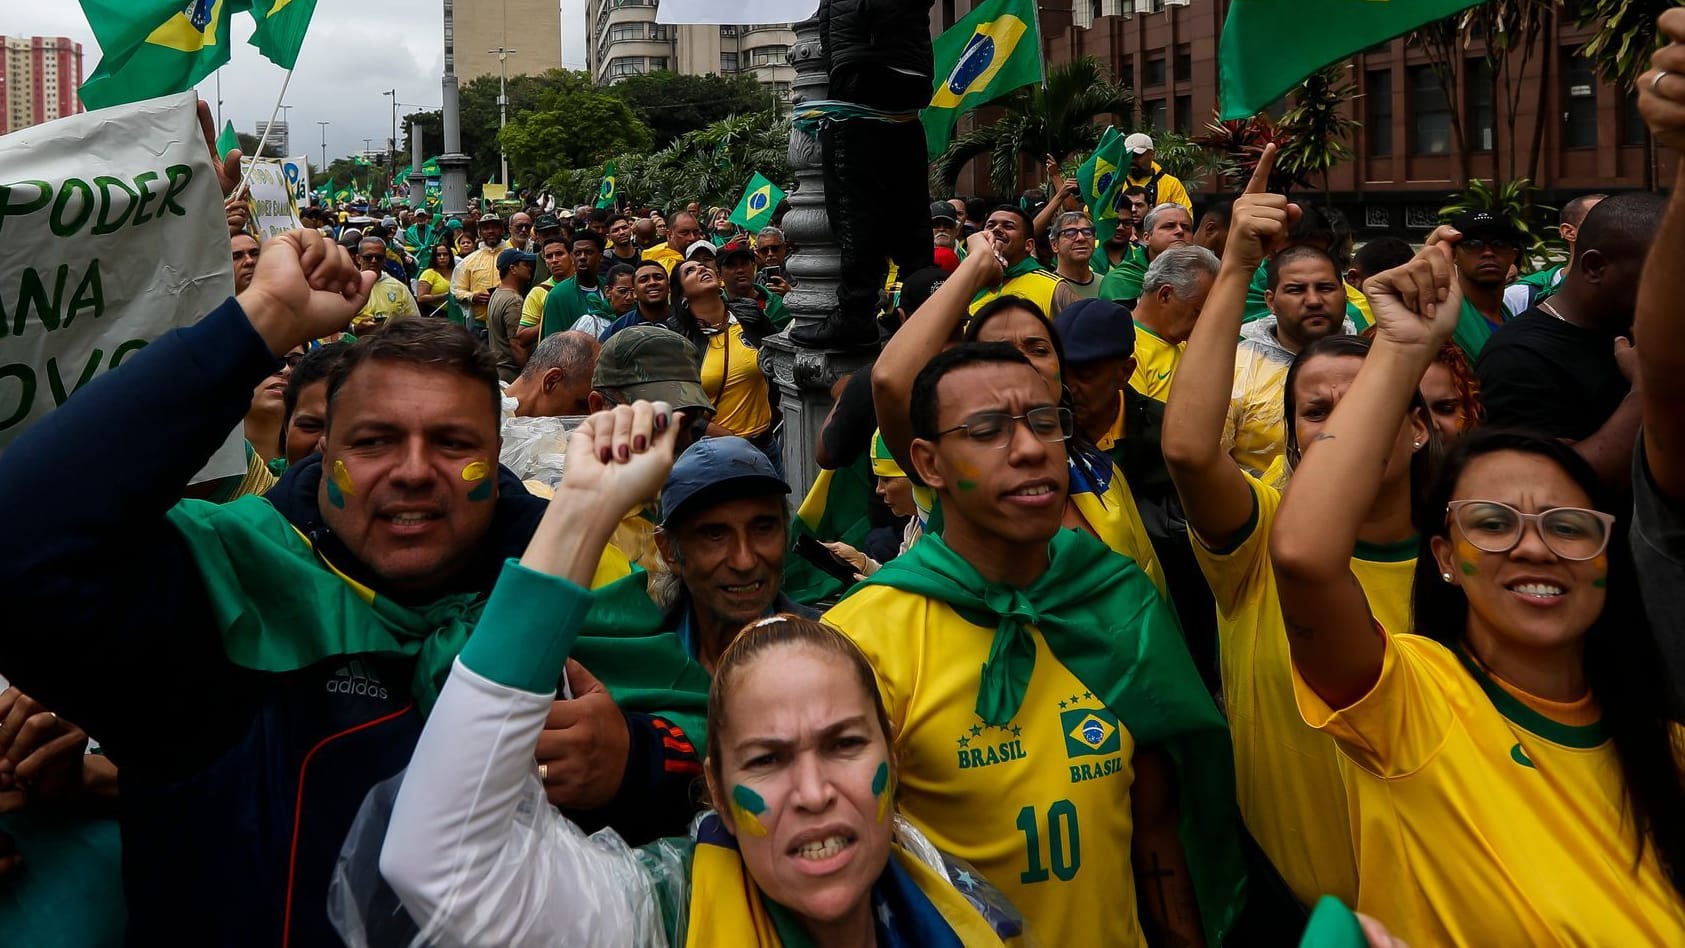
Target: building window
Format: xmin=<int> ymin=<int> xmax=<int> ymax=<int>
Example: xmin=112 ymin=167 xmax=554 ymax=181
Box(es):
xmin=1366 ymin=68 xmax=1393 ymax=157
xmin=608 ymin=23 xmax=643 ymax=42
xmin=1151 ymin=0 xmax=1165 ymax=10
xmin=1173 ymin=45 xmax=1191 ymax=83
xmin=1119 ymin=55 xmax=1133 ymax=88
xmin=772 ymin=82 xmax=792 ymax=100
xmin=1466 ymin=58 xmax=1493 ymax=152
xmin=1408 ymin=64 xmax=1451 ymax=155
xmin=1622 ymin=88 xmax=1648 ymax=146
xmin=1143 ymin=98 xmax=1167 ymax=131
xmin=649 ymin=25 xmax=671 ymax=40
xmin=607 ymin=57 xmax=645 ymax=77
xmin=749 ymin=46 xmax=789 ymax=67
xmin=1563 ymin=50 xmax=1598 ymax=149
xmin=719 ymin=25 xmax=738 ymax=37
xmin=1145 ymin=57 xmax=1165 ymax=87
xmin=649 ymin=57 xmax=669 ymax=70
xmin=720 ymin=52 xmax=738 ymax=73
xmin=1174 ymin=94 xmax=1192 ymax=134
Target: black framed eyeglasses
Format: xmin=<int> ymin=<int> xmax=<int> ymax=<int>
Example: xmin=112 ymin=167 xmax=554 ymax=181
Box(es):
xmin=1057 ymin=226 xmax=1096 ymax=240
xmin=935 ymin=406 xmax=1072 ymax=449
xmin=1459 ymin=237 xmax=1516 ymax=254
xmin=357 ymin=252 xmax=385 ymax=263
xmin=1446 ymin=500 xmax=1615 ymax=561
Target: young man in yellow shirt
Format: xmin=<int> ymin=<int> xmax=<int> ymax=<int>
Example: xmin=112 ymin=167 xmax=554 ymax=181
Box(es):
xmin=826 ymin=343 xmax=1242 ymax=948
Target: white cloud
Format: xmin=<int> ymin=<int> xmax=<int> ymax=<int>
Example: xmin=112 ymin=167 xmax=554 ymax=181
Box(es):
xmin=6 ymin=0 xmax=581 ymax=166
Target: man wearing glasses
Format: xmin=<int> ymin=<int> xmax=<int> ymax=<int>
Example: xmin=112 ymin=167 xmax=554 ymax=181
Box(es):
xmin=754 ymin=225 xmax=793 ymax=295
xmin=508 ymin=211 xmax=536 ymax=252
xmin=351 ymin=237 xmax=420 ymax=332
xmin=1050 ymin=211 xmax=1101 ymax=300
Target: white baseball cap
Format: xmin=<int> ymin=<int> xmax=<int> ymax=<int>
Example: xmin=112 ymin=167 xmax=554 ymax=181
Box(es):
xmin=1124 ymin=132 xmax=1155 ymax=154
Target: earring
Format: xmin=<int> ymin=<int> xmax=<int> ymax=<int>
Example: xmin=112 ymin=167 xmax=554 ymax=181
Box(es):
xmin=1413 ymin=441 xmax=1423 ymax=450
xmin=1441 ymin=572 xmax=1453 ymax=583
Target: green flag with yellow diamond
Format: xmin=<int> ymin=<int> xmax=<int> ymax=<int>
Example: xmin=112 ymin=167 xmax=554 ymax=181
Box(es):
xmin=729 ymin=172 xmax=785 ymax=231
xmin=921 ymin=0 xmax=1043 ymax=158
xmin=248 ymin=0 xmax=317 ymax=70
xmin=1074 ymin=126 xmax=1128 ymax=246
xmin=80 ymin=0 xmax=247 ymax=110
xmin=595 ymin=162 xmax=619 ymax=209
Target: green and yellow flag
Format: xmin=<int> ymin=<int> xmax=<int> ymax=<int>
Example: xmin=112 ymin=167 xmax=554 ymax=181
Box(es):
xmin=1219 ymin=0 xmax=1480 ymax=119
xmin=595 ymin=161 xmax=619 ymax=209
xmin=922 ymin=0 xmax=1043 ymax=158
xmin=729 ymin=172 xmax=786 ymax=231
xmin=1074 ymin=126 xmax=1128 ymax=246
xmin=248 ymin=0 xmax=316 ymax=70
xmin=79 ymin=0 xmax=246 ymax=110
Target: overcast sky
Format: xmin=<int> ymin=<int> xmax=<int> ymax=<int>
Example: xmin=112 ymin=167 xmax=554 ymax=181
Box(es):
xmin=6 ymin=0 xmax=585 ymax=166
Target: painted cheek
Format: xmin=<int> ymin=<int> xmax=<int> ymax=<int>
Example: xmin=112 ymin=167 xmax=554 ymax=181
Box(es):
xmin=1454 ymin=539 xmax=1480 ymax=577
xmin=1591 ymin=554 xmax=1609 ymax=590
xmin=871 ymin=761 xmax=891 ymax=824
xmin=326 ymin=459 xmax=355 ymax=509
xmin=462 ymin=460 xmax=493 ymax=502
xmin=730 ymin=784 xmax=770 ymax=837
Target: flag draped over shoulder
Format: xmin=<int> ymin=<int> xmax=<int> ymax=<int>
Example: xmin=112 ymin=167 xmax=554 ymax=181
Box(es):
xmin=783 ymin=456 xmax=877 ymax=607
xmin=729 ymin=172 xmax=786 ymax=231
xmin=248 ymin=0 xmax=317 ymax=69
xmin=1218 ymin=0 xmax=1481 ymax=119
xmin=1075 ymin=126 xmax=1128 ymax=246
xmin=79 ymin=0 xmax=245 ymax=110
xmin=595 ymin=162 xmax=619 ymax=209
xmin=847 ymin=529 xmax=1247 ymax=944
xmin=921 ymin=0 xmax=1043 ymax=158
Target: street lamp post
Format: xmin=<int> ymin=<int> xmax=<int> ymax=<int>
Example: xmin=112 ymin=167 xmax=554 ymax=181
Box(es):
xmin=489 ymin=46 xmax=517 ymax=187
xmin=382 ymin=89 xmax=397 ymax=172
xmin=317 ymin=121 xmax=329 ymax=198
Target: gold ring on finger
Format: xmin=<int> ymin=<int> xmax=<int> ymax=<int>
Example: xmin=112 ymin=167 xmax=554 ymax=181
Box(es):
xmin=538 ymin=762 xmax=548 ymax=781
xmin=1653 ymin=70 xmax=1673 ymax=95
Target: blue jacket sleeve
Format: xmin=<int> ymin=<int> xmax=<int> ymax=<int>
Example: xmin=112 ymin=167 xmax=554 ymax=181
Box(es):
xmin=0 ymin=298 xmax=278 ymax=769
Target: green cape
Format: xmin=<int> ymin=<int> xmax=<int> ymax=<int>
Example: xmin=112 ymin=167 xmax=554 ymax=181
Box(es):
xmin=167 ymin=497 xmax=708 ymax=742
xmin=845 ymin=529 xmax=1245 ymax=943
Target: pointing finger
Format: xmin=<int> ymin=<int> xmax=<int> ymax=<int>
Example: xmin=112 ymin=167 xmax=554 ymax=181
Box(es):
xmin=1245 ymin=143 xmax=1278 ymax=195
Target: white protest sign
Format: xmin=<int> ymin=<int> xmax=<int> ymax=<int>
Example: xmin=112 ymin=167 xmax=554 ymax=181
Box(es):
xmin=0 ymin=92 xmax=244 ymax=481
xmin=244 ymin=159 xmax=303 ymax=242
xmin=281 ymin=156 xmax=310 ymax=206
xmin=656 ymin=0 xmax=818 ymax=23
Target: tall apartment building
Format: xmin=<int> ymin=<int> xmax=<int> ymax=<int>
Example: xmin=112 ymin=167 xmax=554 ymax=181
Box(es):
xmin=1 ymin=36 xmax=83 ymax=135
xmin=254 ymin=120 xmax=290 ymax=157
xmin=585 ymin=1 xmax=795 ymax=100
xmin=452 ymin=0 xmax=563 ymax=82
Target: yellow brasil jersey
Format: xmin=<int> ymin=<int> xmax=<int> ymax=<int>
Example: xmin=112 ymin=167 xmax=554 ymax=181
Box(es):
xmin=641 ymin=242 xmax=682 ymax=273
xmin=701 ymin=320 xmax=772 ymax=439
xmin=1190 ymin=474 xmax=1414 ymax=907
xmin=1296 ymin=634 xmax=1685 ymax=944
xmin=354 ymin=273 xmax=419 ymax=329
xmin=521 ymin=279 xmax=555 ymax=328
xmin=969 ymin=267 xmax=1066 ymax=320
xmin=825 ymin=588 xmax=1145 ymax=948
xmin=1128 ymin=326 xmax=1182 ymax=402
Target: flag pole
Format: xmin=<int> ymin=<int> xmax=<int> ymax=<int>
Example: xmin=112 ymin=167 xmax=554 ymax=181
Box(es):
xmin=1030 ymin=0 xmax=1051 ymax=196
xmin=232 ymin=67 xmax=295 ymax=201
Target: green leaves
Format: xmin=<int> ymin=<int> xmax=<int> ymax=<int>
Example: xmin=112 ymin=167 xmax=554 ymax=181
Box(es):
xmin=545 ymin=109 xmax=792 ymax=213
xmin=1438 ymin=177 xmax=1560 ymax=272
xmin=497 ymin=89 xmax=650 ymax=185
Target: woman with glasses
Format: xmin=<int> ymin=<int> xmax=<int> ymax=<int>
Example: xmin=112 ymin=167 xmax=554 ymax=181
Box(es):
xmin=1271 ymin=236 xmax=1685 ymax=943
xmin=415 ymin=243 xmax=463 ymax=324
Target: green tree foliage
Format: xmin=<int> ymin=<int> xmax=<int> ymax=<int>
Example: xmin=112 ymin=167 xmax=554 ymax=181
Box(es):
xmin=399 ymin=110 xmax=444 ymax=163
xmin=931 ymin=56 xmax=1132 ymax=195
xmin=1276 ymin=66 xmax=1361 ymax=194
xmin=499 ymin=87 xmax=651 ymax=186
xmin=1575 ymin=0 xmax=1679 ymax=90
xmin=1440 ymin=178 xmax=1558 ymax=271
xmin=456 ymin=69 xmax=598 ymax=183
xmin=608 ymin=71 xmax=777 ymax=147
xmin=548 ymin=109 xmax=791 ymax=214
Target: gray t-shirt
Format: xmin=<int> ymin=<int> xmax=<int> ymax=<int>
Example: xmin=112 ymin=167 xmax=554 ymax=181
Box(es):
xmin=485 ymin=287 xmax=526 ymax=383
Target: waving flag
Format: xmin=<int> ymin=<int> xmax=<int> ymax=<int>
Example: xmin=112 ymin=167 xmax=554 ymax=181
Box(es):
xmin=922 ymin=0 xmax=1043 ymax=157
xmin=79 ymin=0 xmax=245 ymax=110
xmin=1219 ymin=0 xmax=1480 ymax=119
xmin=216 ymin=119 xmax=240 ymax=160
xmin=248 ymin=0 xmax=317 ymax=69
xmin=729 ymin=172 xmax=785 ymax=231
xmin=1075 ymin=127 xmax=1128 ymax=245
xmin=595 ymin=162 xmax=619 ymax=209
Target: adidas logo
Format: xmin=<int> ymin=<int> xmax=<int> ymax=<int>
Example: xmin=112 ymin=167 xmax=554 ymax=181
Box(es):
xmin=325 ymin=658 xmax=390 ymax=700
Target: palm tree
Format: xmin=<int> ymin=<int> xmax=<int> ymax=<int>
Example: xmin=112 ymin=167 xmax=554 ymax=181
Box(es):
xmin=931 ymin=56 xmax=1132 ymax=195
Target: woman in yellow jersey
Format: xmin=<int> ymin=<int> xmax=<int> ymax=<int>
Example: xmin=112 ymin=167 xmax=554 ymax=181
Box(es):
xmin=414 ymin=243 xmax=462 ymax=323
xmin=1273 ymin=236 xmax=1685 ymax=945
xmin=873 ymin=230 xmax=1169 ymax=598
xmin=369 ymin=403 xmax=1017 ymax=947
xmin=665 ymin=259 xmax=782 ymax=470
xmin=1163 ymin=148 xmax=1437 ymax=914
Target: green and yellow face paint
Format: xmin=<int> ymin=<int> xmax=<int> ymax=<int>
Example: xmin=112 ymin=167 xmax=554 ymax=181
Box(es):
xmin=871 ymin=761 xmax=891 ymax=824
xmin=325 ymin=459 xmax=355 ymax=509
xmin=954 ymin=460 xmax=980 ymax=493
xmin=1591 ymin=553 xmax=1608 ymax=590
xmin=1454 ymin=538 xmax=1481 ymax=577
xmin=462 ymin=460 xmax=493 ymax=502
xmin=730 ymin=784 xmax=769 ymax=837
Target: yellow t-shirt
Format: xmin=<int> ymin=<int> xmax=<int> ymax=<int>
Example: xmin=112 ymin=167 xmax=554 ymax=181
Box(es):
xmin=354 ymin=273 xmax=420 ymax=329
xmin=1224 ymin=344 xmax=1291 ymax=479
xmin=824 ymin=588 xmax=1145 ymax=948
xmin=416 ymin=267 xmax=452 ymax=305
xmin=969 ymin=267 xmax=1067 ymax=320
xmin=642 ymin=242 xmax=682 ymax=273
xmin=1128 ymin=326 xmax=1181 ymax=402
xmin=521 ymin=279 xmax=555 ymax=328
xmin=701 ymin=320 xmax=772 ymax=439
xmin=1296 ymin=634 xmax=1685 ymax=945
xmin=1190 ymin=474 xmax=1415 ymax=907
xmin=1069 ymin=457 xmax=1167 ymax=600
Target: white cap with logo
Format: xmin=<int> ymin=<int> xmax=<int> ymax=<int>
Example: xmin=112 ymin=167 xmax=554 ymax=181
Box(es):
xmin=1124 ymin=132 xmax=1155 ymax=154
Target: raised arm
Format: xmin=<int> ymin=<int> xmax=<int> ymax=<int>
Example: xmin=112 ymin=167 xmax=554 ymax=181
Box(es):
xmin=1270 ymin=237 xmax=1462 ymax=709
xmin=1163 ymin=147 xmax=1290 ymax=546
xmin=1637 ymin=11 xmax=1685 ymax=499
xmin=872 ymin=230 xmax=1004 ymax=468
xmin=380 ymin=403 xmax=687 ymax=947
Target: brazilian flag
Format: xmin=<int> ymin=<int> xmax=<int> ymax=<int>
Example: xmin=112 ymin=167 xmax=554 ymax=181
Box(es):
xmin=784 ymin=455 xmax=877 ymax=607
xmin=248 ymin=0 xmax=317 ymax=70
xmin=595 ymin=161 xmax=618 ymax=209
xmin=354 ymin=155 xmax=371 ymax=168
xmin=728 ymin=172 xmax=786 ymax=231
xmin=80 ymin=0 xmax=245 ymax=110
xmin=1075 ymin=126 xmax=1129 ymax=246
xmin=922 ymin=0 xmax=1043 ymax=158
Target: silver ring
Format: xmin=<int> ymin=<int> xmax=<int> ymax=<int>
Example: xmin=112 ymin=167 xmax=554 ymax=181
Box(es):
xmin=537 ymin=763 xmax=548 ymax=781
xmin=1653 ymin=70 xmax=1673 ymax=94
